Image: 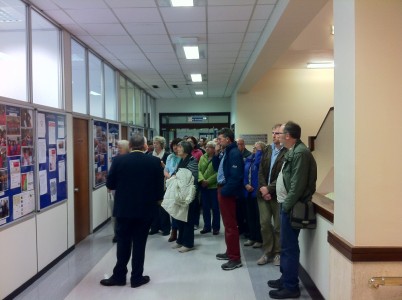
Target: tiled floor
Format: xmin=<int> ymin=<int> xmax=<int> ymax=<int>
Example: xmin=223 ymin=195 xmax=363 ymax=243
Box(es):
xmin=15 ymin=221 xmax=313 ymax=300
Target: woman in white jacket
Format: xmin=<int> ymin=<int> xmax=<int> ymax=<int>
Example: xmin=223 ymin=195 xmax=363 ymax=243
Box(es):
xmin=170 ymin=141 xmax=198 ymax=253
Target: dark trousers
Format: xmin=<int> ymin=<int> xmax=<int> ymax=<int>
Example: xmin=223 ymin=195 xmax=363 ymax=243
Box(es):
xmin=201 ymin=187 xmax=220 ymax=231
xmin=245 ymin=195 xmax=262 ymax=243
xmin=192 ymin=188 xmax=201 ymax=227
xmin=279 ymin=209 xmax=300 ymax=291
xmin=176 ymin=200 xmax=196 ymax=248
xmin=150 ymin=206 xmax=171 ymax=234
xmin=113 ymin=216 xmax=152 ymax=284
xmin=218 ymin=187 xmax=240 ymax=261
xmin=171 ymin=217 xmax=178 ymax=230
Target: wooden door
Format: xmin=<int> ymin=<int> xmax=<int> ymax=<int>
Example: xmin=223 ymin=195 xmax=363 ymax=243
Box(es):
xmin=121 ymin=125 xmax=128 ymax=140
xmin=73 ymin=118 xmax=90 ymax=244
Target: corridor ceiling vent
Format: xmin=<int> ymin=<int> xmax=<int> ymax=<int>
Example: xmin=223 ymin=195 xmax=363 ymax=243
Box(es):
xmin=152 ymin=85 xmax=159 ymax=88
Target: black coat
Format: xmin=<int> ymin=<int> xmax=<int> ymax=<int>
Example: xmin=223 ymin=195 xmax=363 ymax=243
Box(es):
xmin=106 ymin=151 xmax=164 ymax=219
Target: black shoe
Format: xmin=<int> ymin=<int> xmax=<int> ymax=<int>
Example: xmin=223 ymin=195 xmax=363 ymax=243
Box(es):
xmin=267 ymin=279 xmax=283 ymax=289
xmin=221 ymin=260 xmax=242 ymax=271
xmin=131 ymin=275 xmax=150 ymax=288
xmin=213 ymin=230 xmax=219 ymax=235
xmin=112 ymin=236 xmax=117 ymax=243
xmin=100 ymin=276 xmax=126 ymax=286
xmin=216 ymin=253 xmax=229 ymax=260
xmin=200 ymin=229 xmax=211 ymax=234
xmin=148 ymin=230 xmax=158 ymax=235
xmin=269 ymin=288 xmax=300 ymax=299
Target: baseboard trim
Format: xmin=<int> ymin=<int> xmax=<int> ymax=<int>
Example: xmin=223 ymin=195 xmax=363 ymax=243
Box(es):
xmin=328 ymin=231 xmax=402 ymax=262
xmin=4 ymin=246 xmax=75 ymax=300
xmin=299 ymin=264 xmax=325 ymax=300
xmin=93 ymin=217 xmax=111 ymax=233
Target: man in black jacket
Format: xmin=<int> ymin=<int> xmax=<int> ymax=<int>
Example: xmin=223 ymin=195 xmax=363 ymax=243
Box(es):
xmin=101 ymin=134 xmax=164 ymax=288
xmin=213 ymin=128 xmax=244 ymax=271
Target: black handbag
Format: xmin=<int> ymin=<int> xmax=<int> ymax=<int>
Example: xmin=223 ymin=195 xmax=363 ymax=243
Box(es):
xmin=289 ymin=200 xmax=316 ymax=229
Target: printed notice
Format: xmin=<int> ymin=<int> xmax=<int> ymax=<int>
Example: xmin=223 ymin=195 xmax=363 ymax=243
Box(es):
xmin=39 ymin=170 xmax=47 ymax=195
xmin=38 ymin=139 xmax=47 ymax=164
xmin=49 ymin=148 xmax=56 ymax=172
xmin=37 ymin=113 xmax=46 ymax=138
xmin=9 ymin=159 xmax=21 ymax=189
xmin=57 ymin=116 xmax=65 ymax=138
xmin=58 ymin=160 xmax=65 ymax=182
xmin=48 ymin=121 xmax=56 ymax=145
xmin=50 ymin=178 xmax=57 ymax=202
xmin=57 ymin=139 xmax=66 ymax=155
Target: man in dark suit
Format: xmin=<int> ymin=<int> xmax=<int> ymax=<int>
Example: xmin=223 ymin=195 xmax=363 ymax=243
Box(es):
xmin=100 ymin=134 xmax=164 ymax=288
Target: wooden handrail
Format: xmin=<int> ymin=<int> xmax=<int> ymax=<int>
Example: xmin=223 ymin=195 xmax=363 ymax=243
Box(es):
xmin=308 ymin=107 xmax=334 ymax=151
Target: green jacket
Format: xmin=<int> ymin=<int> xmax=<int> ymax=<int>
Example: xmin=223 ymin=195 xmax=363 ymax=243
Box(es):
xmin=281 ymin=140 xmax=317 ymax=213
xmin=198 ymin=153 xmax=218 ymax=189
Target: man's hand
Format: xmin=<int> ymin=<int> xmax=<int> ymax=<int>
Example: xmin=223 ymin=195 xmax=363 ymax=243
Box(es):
xmin=245 ymin=184 xmax=254 ymax=192
xmin=260 ymin=186 xmax=271 ymax=201
xmin=201 ymin=180 xmax=209 ymax=188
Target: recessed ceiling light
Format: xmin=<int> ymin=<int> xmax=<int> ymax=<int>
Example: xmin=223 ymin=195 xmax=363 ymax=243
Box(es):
xmin=195 ymin=91 xmax=203 ymax=95
xmin=307 ymin=62 xmax=334 ymax=69
xmin=183 ymin=46 xmax=199 ymax=59
xmin=191 ymin=74 xmax=202 ymax=82
xmin=90 ymin=91 xmax=101 ymax=96
xmin=171 ymin=0 xmax=193 ymax=7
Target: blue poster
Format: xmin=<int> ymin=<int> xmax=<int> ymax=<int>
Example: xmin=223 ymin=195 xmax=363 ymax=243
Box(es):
xmin=93 ymin=120 xmax=108 ymax=188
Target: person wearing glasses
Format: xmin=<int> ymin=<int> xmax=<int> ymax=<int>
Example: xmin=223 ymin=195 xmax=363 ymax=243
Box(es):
xmin=257 ymin=124 xmax=288 ymax=266
xmin=267 ymin=122 xmax=317 ymax=299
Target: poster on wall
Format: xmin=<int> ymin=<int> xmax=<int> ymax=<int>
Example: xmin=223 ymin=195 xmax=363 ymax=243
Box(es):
xmin=107 ymin=123 xmax=120 ymax=171
xmin=37 ymin=111 xmax=67 ymax=210
xmin=128 ymin=126 xmax=144 ymax=140
xmin=93 ymin=120 xmax=108 ymax=188
xmin=0 ymin=104 xmax=35 ymax=227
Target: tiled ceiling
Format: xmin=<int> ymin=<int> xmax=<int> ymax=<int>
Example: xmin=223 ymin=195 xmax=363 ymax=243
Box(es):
xmin=12 ymin=0 xmax=333 ymax=99
xmin=26 ymin=0 xmax=279 ymax=99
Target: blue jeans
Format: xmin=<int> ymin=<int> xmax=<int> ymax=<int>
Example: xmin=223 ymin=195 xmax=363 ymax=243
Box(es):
xmin=279 ymin=209 xmax=300 ymax=291
xmin=201 ymin=188 xmax=220 ymax=231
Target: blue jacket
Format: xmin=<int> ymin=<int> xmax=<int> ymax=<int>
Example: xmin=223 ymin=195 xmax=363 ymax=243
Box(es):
xmin=243 ymin=150 xmax=263 ymax=198
xmin=212 ymin=142 xmax=244 ymax=197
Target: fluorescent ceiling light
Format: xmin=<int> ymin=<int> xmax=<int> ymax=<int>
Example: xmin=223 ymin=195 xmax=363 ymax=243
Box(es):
xmin=307 ymin=62 xmax=334 ymax=69
xmin=90 ymin=91 xmax=101 ymax=96
xmin=171 ymin=0 xmax=193 ymax=7
xmin=183 ymin=46 xmax=199 ymax=59
xmin=191 ymin=74 xmax=202 ymax=82
xmin=195 ymin=91 xmax=203 ymax=95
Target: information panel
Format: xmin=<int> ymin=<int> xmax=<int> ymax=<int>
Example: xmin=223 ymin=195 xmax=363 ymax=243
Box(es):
xmin=0 ymin=104 xmax=35 ymax=226
xmin=107 ymin=122 xmax=119 ymax=171
xmin=37 ymin=111 xmax=67 ymax=210
xmin=93 ymin=120 xmax=108 ymax=188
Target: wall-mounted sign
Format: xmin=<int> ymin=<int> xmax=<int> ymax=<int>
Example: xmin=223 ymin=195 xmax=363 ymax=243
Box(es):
xmin=239 ymin=134 xmax=268 ymax=145
xmin=187 ymin=116 xmax=207 ymax=123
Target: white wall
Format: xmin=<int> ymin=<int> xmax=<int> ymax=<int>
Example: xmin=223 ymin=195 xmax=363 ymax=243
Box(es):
xmin=92 ymin=186 xmax=108 ymax=230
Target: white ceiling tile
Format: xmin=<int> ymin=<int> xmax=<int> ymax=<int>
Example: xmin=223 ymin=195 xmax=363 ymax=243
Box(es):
xmin=208 ymin=21 xmax=248 ymax=33
xmin=79 ymin=23 xmax=127 ymax=35
xmin=42 ymin=9 xmax=75 ymax=25
xmin=104 ymin=0 xmax=157 ymax=8
xmin=208 ymin=57 xmax=237 ymax=64
xmin=248 ymin=19 xmax=266 ymax=32
xmin=208 ymin=33 xmax=244 ymax=44
xmin=65 ymin=9 xmax=118 ymax=24
xmin=208 ymin=51 xmax=238 ymax=59
xmin=140 ymin=44 xmax=175 ymax=53
xmin=208 ymin=0 xmax=256 ymax=5
xmin=124 ymin=22 xmax=167 ymax=35
xmin=244 ymin=32 xmax=261 ymax=43
xmin=146 ymin=52 xmax=177 ymax=60
xmin=29 ymin=0 xmax=59 ymax=10
xmin=133 ymin=35 xmax=171 ymax=44
xmin=166 ymin=22 xmax=206 ymax=35
xmin=64 ymin=24 xmax=89 ymax=35
xmin=159 ymin=7 xmax=205 ymax=22
xmin=238 ymin=49 xmax=254 ymax=57
xmin=94 ymin=35 xmax=135 ymax=45
xmin=179 ymin=59 xmax=207 ymax=65
xmin=240 ymin=42 xmax=257 ymax=51
xmin=104 ymin=44 xmax=142 ymax=54
xmin=208 ymin=64 xmax=234 ymax=71
xmin=208 ymin=5 xmax=253 ymax=21
xmin=113 ymin=8 xmax=162 ymax=23
xmin=252 ymin=4 xmax=274 ymax=20
xmin=257 ymin=0 xmax=277 ymax=4
xmin=208 ymin=43 xmax=241 ymax=52
xmin=236 ymin=57 xmax=250 ymax=63
xmin=51 ymin=0 xmax=108 ymax=9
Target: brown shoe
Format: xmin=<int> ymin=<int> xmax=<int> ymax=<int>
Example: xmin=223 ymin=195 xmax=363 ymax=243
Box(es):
xmin=168 ymin=229 xmax=177 ymax=242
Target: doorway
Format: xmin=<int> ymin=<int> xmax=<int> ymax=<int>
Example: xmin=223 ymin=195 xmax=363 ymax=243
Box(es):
xmin=73 ymin=117 xmax=90 ymax=244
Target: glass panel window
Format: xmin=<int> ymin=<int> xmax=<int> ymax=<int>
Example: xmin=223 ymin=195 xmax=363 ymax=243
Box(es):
xmin=127 ymin=81 xmax=134 ymax=124
xmin=119 ymin=76 xmax=127 ymax=123
xmin=88 ymin=52 xmax=103 ymax=118
xmin=134 ymin=88 xmax=142 ymax=126
xmin=0 ymin=0 xmax=27 ymax=101
xmin=104 ymin=64 xmax=117 ymax=120
xmin=71 ymin=39 xmax=87 ymax=114
xmin=31 ymin=10 xmax=61 ymax=108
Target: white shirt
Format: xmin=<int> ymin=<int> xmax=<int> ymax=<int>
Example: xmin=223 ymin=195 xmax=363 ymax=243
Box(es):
xmin=276 ymin=164 xmax=288 ymax=203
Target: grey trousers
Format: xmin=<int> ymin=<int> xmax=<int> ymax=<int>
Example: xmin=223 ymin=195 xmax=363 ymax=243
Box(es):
xmin=257 ymin=197 xmax=281 ymax=257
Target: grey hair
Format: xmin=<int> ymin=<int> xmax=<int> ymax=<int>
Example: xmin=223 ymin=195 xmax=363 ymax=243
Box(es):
xmin=206 ymin=141 xmax=216 ymax=148
xmin=117 ymin=140 xmax=130 ymax=152
xmin=153 ymin=135 xmax=166 ymax=148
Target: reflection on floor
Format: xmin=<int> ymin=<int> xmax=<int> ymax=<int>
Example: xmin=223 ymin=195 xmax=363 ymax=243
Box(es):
xmin=15 ymin=221 xmax=312 ymax=300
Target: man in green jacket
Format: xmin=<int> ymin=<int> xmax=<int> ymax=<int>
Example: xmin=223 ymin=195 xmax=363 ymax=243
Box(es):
xmin=198 ymin=141 xmax=220 ymax=235
xmin=268 ymin=121 xmax=317 ymax=299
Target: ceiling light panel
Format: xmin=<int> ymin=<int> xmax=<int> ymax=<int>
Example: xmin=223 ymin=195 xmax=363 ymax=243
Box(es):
xmin=183 ymin=46 xmax=199 ymax=59
xmin=171 ymin=0 xmax=194 ymax=7
xmin=190 ymin=74 xmax=202 ymax=82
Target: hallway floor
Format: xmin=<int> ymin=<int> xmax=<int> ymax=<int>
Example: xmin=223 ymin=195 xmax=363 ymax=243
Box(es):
xmin=14 ymin=221 xmax=313 ymax=300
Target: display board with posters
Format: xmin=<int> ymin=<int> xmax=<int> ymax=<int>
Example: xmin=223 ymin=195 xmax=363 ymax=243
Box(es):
xmin=107 ymin=122 xmax=120 ymax=171
xmin=128 ymin=126 xmax=144 ymax=140
xmin=37 ymin=111 xmax=67 ymax=210
xmin=93 ymin=120 xmax=108 ymax=188
xmin=0 ymin=104 xmax=35 ymax=226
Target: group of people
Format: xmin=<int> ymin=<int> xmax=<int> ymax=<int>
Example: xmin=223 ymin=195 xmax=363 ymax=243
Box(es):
xmin=101 ymin=121 xmax=317 ymax=300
